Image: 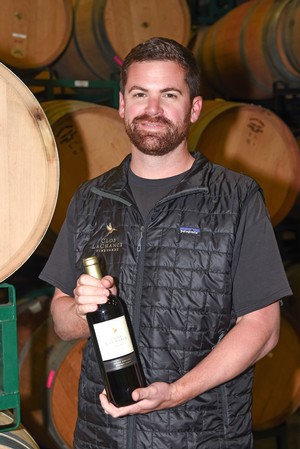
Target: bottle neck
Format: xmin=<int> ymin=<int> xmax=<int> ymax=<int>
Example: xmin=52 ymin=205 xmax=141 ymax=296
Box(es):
xmin=83 ymin=256 xmax=103 ymax=279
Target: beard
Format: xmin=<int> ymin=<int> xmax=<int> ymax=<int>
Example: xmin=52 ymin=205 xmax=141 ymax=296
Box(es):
xmin=124 ymin=112 xmax=191 ymax=156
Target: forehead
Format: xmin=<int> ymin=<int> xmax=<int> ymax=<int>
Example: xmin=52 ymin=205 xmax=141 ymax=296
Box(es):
xmin=125 ymin=60 xmax=187 ymax=90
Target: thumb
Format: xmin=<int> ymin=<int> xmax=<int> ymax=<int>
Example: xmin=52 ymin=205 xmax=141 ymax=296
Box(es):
xmin=132 ymin=387 xmax=147 ymax=402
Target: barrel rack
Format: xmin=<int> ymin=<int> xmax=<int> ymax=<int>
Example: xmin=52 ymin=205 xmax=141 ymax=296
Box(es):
xmin=187 ymin=0 xmax=237 ymax=25
xmin=0 ymin=283 xmax=20 ymax=432
xmin=21 ymin=74 xmax=120 ymax=109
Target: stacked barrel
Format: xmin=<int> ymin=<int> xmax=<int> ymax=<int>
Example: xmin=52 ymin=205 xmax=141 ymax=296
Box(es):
xmin=0 ymin=1 xmax=300 ymax=448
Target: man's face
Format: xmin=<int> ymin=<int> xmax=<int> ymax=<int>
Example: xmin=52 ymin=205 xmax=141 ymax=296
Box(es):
xmin=119 ymin=61 xmax=201 ymax=156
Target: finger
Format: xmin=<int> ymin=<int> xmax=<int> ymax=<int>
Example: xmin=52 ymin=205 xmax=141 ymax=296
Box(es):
xmin=76 ymin=288 xmax=108 ymax=304
xmin=73 ymin=290 xmax=99 ymax=316
xmin=99 ymin=392 xmax=124 ymax=418
xmin=76 ymin=303 xmax=98 ymax=317
xmin=78 ymin=274 xmax=114 ymax=292
xmin=74 ymin=282 xmax=110 ymax=305
xmin=78 ymin=274 xmax=102 ymax=287
xmin=76 ymin=274 xmax=117 ymax=300
xmin=100 ymin=275 xmax=115 ymax=290
xmin=99 ymin=391 xmax=109 ymax=414
xmin=99 ymin=390 xmax=108 ymax=409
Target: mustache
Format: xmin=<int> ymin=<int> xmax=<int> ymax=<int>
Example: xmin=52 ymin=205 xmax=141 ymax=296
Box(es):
xmin=132 ymin=114 xmax=173 ymax=126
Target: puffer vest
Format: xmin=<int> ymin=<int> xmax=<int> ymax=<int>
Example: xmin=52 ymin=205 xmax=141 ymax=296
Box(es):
xmin=73 ymin=153 xmax=259 ymax=449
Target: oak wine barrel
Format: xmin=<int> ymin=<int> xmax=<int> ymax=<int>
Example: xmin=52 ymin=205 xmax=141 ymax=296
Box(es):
xmin=0 ymin=411 xmax=40 ymax=449
xmin=188 ymin=25 xmax=216 ymax=99
xmin=199 ymin=0 xmax=300 ymax=100
xmin=283 ymin=263 xmax=300 ymax=336
xmin=188 ymin=99 xmax=300 ymax=226
xmin=46 ymin=339 xmax=86 ymax=449
xmin=17 ymin=293 xmax=85 ymax=449
xmin=284 ymin=135 xmax=300 ymax=221
xmin=37 ymin=101 xmax=131 ymax=254
xmin=54 ymin=0 xmax=191 ymax=81
xmin=0 ymin=63 xmax=59 ymax=282
xmin=17 ymin=294 xmax=60 ymax=449
xmin=252 ymin=316 xmax=300 ymax=430
xmin=0 ymin=0 xmax=72 ymax=71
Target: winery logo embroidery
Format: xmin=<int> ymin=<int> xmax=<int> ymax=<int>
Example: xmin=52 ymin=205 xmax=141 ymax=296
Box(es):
xmin=91 ymin=222 xmax=123 ymax=253
xmin=179 ymin=226 xmax=201 ymax=235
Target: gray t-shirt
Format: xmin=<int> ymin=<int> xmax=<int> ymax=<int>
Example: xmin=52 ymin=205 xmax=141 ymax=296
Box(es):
xmin=40 ymin=172 xmax=291 ymax=317
xmin=128 ymin=168 xmax=187 ymax=221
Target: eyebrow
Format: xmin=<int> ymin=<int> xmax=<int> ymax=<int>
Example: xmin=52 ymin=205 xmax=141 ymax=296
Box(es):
xmin=128 ymin=85 xmax=183 ymax=95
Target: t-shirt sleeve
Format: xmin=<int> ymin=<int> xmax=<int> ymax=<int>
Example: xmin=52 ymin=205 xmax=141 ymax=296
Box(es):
xmin=232 ymin=190 xmax=292 ymax=317
xmin=39 ymin=197 xmax=77 ymax=297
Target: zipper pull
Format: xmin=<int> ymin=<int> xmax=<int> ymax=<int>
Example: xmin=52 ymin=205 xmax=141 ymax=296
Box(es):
xmin=137 ymin=226 xmax=144 ymax=253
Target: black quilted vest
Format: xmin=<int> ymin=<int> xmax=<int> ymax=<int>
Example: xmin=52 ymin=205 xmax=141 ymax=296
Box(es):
xmin=73 ymin=153 xmax=259 ymax=449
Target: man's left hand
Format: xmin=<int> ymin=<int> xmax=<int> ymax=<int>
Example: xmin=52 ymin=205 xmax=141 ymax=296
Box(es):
xmin=99 ymin=382 xmax=178 ymax=418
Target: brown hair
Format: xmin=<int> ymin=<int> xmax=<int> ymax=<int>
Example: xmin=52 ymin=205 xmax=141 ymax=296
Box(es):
xmin=120 ymin=37 xmax=201 ymax=100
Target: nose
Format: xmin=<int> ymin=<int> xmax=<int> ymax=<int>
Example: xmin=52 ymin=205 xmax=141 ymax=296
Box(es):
xmin=145 ymin=96 xmax=163 ymax=116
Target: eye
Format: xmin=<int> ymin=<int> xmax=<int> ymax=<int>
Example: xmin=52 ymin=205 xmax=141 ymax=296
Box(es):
xmin=164 ymin=92 xmax=178 ymax=99
xmin=132 ymin=92 xmax=146 ymax=98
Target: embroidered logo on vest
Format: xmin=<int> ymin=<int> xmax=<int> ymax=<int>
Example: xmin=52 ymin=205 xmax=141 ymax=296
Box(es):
xmin=91 ymin=222 xmax=123 ymax=253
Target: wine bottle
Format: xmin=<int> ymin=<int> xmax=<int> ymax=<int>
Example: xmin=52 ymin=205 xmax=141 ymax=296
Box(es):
xmin=83 ymin=256 xmax=146 ymax=407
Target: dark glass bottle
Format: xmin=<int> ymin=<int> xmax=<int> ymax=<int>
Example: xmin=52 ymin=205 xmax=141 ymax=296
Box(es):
xmin=83 ymin=256 xmax=146 ymax=407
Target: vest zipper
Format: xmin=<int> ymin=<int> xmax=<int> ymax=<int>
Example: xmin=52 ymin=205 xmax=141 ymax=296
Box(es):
xmin=137 ymin=226 xmax=144 ymax=253
xmin=221 ymin=383 xmax=229 ymax=443
xmin=91 ymin=186 xmax=133 ymax=206
xmin=156 ymin=186 xmax=209 ymax=207
xmin=91 ymin=184 xmax=141 ymax=449
xmin=127 ymin=188 xmax=209 ymax=449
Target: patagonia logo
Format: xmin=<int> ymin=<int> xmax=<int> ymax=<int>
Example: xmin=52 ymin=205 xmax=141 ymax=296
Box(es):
xmin=180 ymin=226 xmax=201 ymax=235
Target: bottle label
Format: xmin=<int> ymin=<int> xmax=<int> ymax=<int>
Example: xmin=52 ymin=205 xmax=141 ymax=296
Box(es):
xmin=104 ymin=352 xmax=137 ymax=372
xmin=93 ymin=316 xmax=134 ymax=361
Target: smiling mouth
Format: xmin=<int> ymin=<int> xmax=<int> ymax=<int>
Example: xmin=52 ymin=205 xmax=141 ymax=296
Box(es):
xmin=135 ymin=117 xmax=170 ymax=129
xmin=136 ymin=123 xmax=168 ymax=136
xmin=141 ymin=121 xmax=165 ymax=128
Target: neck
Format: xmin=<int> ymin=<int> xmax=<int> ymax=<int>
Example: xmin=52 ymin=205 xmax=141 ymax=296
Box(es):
xmin=130 ymin=146 xmax=195 ymax=179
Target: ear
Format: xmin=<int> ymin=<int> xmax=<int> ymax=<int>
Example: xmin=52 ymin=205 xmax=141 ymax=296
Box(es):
xmin=190 ymin=96 xmax=202 ymax=124
xmin=119 ymin=92 xmax=125 ymax=119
